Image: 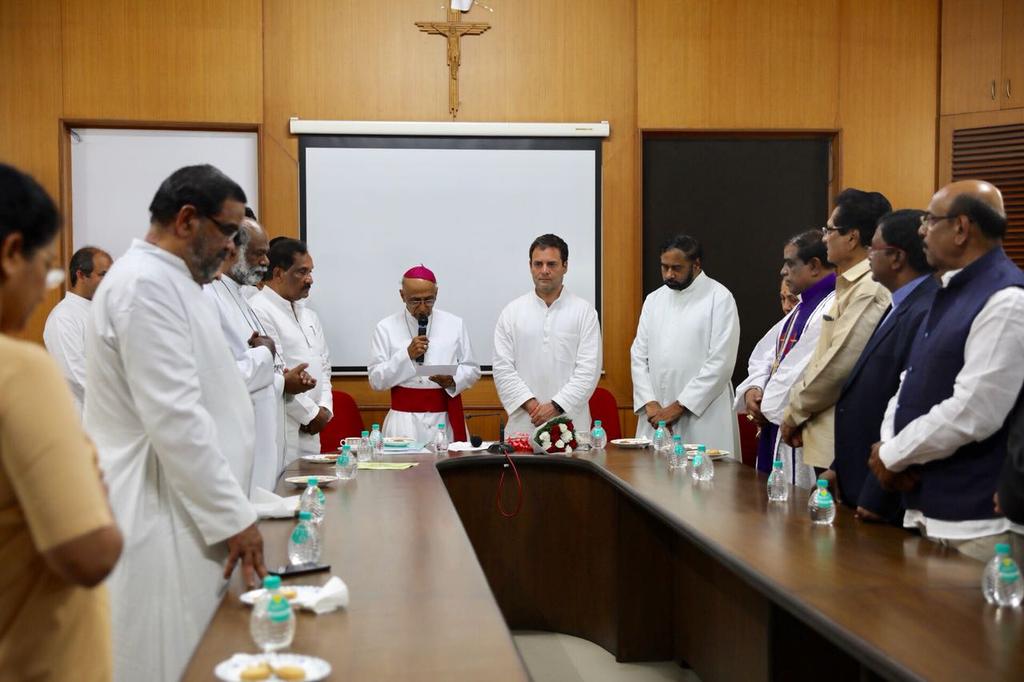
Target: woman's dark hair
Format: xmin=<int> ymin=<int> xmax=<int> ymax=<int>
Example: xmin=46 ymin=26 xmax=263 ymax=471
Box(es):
xmin=0 ymin=163 xmax=60 ymax=257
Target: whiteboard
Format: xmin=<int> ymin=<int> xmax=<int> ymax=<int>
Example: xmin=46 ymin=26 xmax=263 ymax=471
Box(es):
xmin=300 ymin=137 xmax=601 ymax=372
xmin=70 ymin=128 xmax=259 ymax=258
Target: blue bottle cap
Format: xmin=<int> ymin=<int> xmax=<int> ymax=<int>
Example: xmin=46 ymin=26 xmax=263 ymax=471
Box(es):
xmin=307 ymin=476 xmax=317 ymax=487
xmin=298 ymin=510 xmax=312 ymax=521
xmin=361 ymin=430 xmax=369 ymax=437
xmin=657 ymin=420 xmax=666 ymax=427
xmin=772 ymin=460 xmax=783 ymax=470
xmin=996 ymin=543 xmax=1012 ymax=555
xmin=372 ymin=423 xmax=380 ymax=429
xmin=817 ymin=479 xmax=829 ymax=488
xmin=438 ymin=423 xmax=446 ymax=429
xmin=263 ymin=575 xmax=282 ymax=590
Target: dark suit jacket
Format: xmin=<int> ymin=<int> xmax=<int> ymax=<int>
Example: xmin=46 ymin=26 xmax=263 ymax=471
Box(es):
xmin=833 ymin=275 xmax=939 ymax=522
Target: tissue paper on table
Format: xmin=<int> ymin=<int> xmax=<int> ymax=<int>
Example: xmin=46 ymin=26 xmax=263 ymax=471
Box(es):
xmin=449 ymin=441 xmax=492 ymax=452
xmin=253 ymin=487 xmax=299 ymax=519
xmin=306 ymin=576 xmax=349 ymax=614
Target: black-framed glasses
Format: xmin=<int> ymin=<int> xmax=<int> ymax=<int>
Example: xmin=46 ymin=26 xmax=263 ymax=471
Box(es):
xmin=203 ymin=214 xmax=240 ymax=238
xmin=406 ymin=297 xmax=436 ymax=307
xmin=820 ymin=225 xmax=849 ymax=236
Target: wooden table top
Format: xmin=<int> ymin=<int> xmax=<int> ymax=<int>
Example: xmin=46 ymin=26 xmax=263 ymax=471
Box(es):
xmin=186 ymin=447 xmax=1024 ymax=681
xmin=182 ymin=454 xmax=529 ymax=681
xmin=439 ymin=449 xmax=1024 ymax=681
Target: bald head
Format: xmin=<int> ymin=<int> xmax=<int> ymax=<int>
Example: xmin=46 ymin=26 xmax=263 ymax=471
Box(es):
xmin=932 ymin=180 xmax=1005 ymax=217
xmin=923 ymin=179 xmax=1008 ymax=272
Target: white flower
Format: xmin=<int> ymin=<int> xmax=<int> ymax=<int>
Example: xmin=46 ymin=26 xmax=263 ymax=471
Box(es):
xmin=564 ymin=446 xmax=572 ymax=454
xmin=540 ymin=432 xmax=551 ymax=442
xmin=559 ymin=424 xmax=569 ymax=434
xmin=555 ymin=439 xmax=565 ymax=448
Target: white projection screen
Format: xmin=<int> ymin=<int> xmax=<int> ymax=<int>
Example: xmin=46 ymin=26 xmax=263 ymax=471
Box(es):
xmin=300 ymin=136 xmax=602 ymax=373
xmin=70 ymin=128 xmax=259 ymax=258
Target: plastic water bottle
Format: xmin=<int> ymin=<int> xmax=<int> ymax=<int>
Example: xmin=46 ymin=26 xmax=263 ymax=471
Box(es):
xmin=691 ymin=444 xmax=715 ymax=482
xmin=369 ymin=423 xmax=384 ymax=459
xmin=432 ymin=422 xmax=449 ymax=455
xmin=767 ymin=459 xmax=789 ymax=502
xmin=356 ymin=430 xmax=372 ymax=463
xmin=995 ymin=554 xmax=1024 ymax=607
xmin=652 ymin=421 xmax=668 ymax=455
xmin=299 ymin=477 xmax=325 ymax=524
xmin=808 ymin=479 xmax=836 ymax=525
xmin=669 ymin=442 xmax=686 ymax=470
xmin=983 ymin=543 xmax=1014 ymax=604
xmin=250 ymin=575 xmax=295 ymax=654
xmin=591 ymin=420 xmax=607 ymax=450
xmin=334 ymin=444 xmax=357 ymax=481
xmin=288 ymin=510 xmax=321 ymax=565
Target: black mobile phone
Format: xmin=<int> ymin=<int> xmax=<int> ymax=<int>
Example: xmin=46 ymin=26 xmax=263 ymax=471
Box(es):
xmin=270 ymin=562 xmax=331 ymax=577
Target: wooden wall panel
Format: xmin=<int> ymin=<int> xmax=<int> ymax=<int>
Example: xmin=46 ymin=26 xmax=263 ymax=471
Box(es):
xmin=637 ymin=0 xmax=840 ymax=129
xmin=837 ymin=0 xmax=939 ymax=209
xmin=0 ymin=0 xmax=64 ymax=343
xmin=264 ymin=0 xmax=638 ymax=413
xmin=61 ymin=0 xmax=263 ymax=123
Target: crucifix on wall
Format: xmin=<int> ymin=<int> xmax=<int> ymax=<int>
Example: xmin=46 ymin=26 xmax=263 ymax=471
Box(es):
xmin=415 ymin=7 xmax=491 ymax=118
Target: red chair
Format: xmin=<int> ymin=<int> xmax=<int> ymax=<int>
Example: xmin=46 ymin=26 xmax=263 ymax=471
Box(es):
xmin=587 ymin=387 xmax=623 ymax=441
xmin=737 ymin=414 xmax=759 ymax=466
xmin=319 ymin=390 xmax=366 ymax=453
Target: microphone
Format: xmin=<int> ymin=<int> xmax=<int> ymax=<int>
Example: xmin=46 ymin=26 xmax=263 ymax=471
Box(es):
xmin=416 ymin=315 xmax=428 ymax=364
xmin=487 ymin=420 xmax=515 ymax=454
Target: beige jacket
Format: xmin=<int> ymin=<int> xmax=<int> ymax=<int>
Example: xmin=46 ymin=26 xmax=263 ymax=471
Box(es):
xmin=783 ymin=257 xmax=891 ymax=468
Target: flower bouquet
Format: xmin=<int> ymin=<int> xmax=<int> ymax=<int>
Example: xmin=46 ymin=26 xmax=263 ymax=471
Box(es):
xmin=533 ymin=416 xmax=578 ymax=455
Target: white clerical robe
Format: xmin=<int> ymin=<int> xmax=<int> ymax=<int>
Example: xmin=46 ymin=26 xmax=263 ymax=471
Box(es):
xmin=493 ymin=288 xmax=602 ymax=445
xmin=84 ymin=239 xmax=257 ymax=682
xmin=738 ymin=291 xmax=836 ymax=488
xmin=251 ymin=287 xmax=333 ymax=460
xmin=368 ymin=308 xmax=480 ymax=442
xmin=631 ymin=273 xmax=741 ymax=456
xmin=42 ymin=291 xmax=91 ymax=416
xmin=205 ymin=276 xmax=286 ymax=496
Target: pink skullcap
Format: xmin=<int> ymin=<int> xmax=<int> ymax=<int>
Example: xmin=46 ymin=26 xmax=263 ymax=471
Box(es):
xmin=403 ymin=264 xmax=436 ymax=283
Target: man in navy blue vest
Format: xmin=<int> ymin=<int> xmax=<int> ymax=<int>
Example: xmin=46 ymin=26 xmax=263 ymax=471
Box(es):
xmin=870 ymin=180 xmax=1024 ymax=562
xmin=833 ymin=209 xmax=937 ymax=525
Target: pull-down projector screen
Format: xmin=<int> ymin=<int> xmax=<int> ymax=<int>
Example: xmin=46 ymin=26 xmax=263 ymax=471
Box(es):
xmin=299 ymin=136 xmax=602 ymax=373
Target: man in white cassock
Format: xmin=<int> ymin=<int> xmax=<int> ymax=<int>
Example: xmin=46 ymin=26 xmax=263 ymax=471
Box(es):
xmin=42 ymin=245 xmax=111 ymax=416
xmin=368 ymin=265 xmax=480 ymax=443
xmin=84 ymin=165 xmax=265 ymax=682
xmin=251 ymin=238 xmax=333 ymax=461
xmin=735 ymin=230 xmax=836 ymax=488
xmin=494 ymin=234 xmax=602 ymax=444
xmin=204 ymin=218 xmax=316 ymax=495
xmin=631 ymin=235 xmax=741 ymax=455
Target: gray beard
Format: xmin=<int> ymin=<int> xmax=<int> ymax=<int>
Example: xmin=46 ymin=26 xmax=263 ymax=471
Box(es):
xmin=230 ymin=261 xmax=266 ymax=286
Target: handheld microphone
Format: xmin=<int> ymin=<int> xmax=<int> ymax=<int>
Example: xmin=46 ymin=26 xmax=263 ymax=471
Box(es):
xmin=416 ymin=315 xmax=428 ymax=364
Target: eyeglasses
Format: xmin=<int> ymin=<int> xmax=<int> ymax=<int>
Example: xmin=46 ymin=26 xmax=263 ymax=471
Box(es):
xmin=821 ymin=225 xmax=849 ymax=236
xmin=203 ymin=214 xmax=240 ymax=238
xmin=867 ymin=245 xmax=905 ymax=257
xmin=406 ymin=297 xmax=436 ymax=306
xmin=919 ymin=213 xmax=958 ymax=229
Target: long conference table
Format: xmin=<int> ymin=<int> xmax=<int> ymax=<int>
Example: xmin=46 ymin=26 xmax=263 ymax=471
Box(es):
xmin=184 ymin=447 xmax=1024 ymax=681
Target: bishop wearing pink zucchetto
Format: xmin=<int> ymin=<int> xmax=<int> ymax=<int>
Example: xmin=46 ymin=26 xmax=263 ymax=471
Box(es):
xmin=367 ymin=265 xmax=480 ymax=444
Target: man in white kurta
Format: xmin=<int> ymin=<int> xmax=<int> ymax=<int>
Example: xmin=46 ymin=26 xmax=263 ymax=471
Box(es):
xmin=84 ymin=165 xmax=264 ymax=682
xmin=251 ymin=238 xmax=333 ymax=460
xmin=493 ymin=234 xmax=602 ymax=442
xmin=42 ymin=246 xmax=111 ymax=416
xmin=204 ymin=218 xmax=286 ymax=495
xmin=631 ymin=237 xmax=740 ymax=455
xmin=369 ymin=265 xmax=480 ymax=443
